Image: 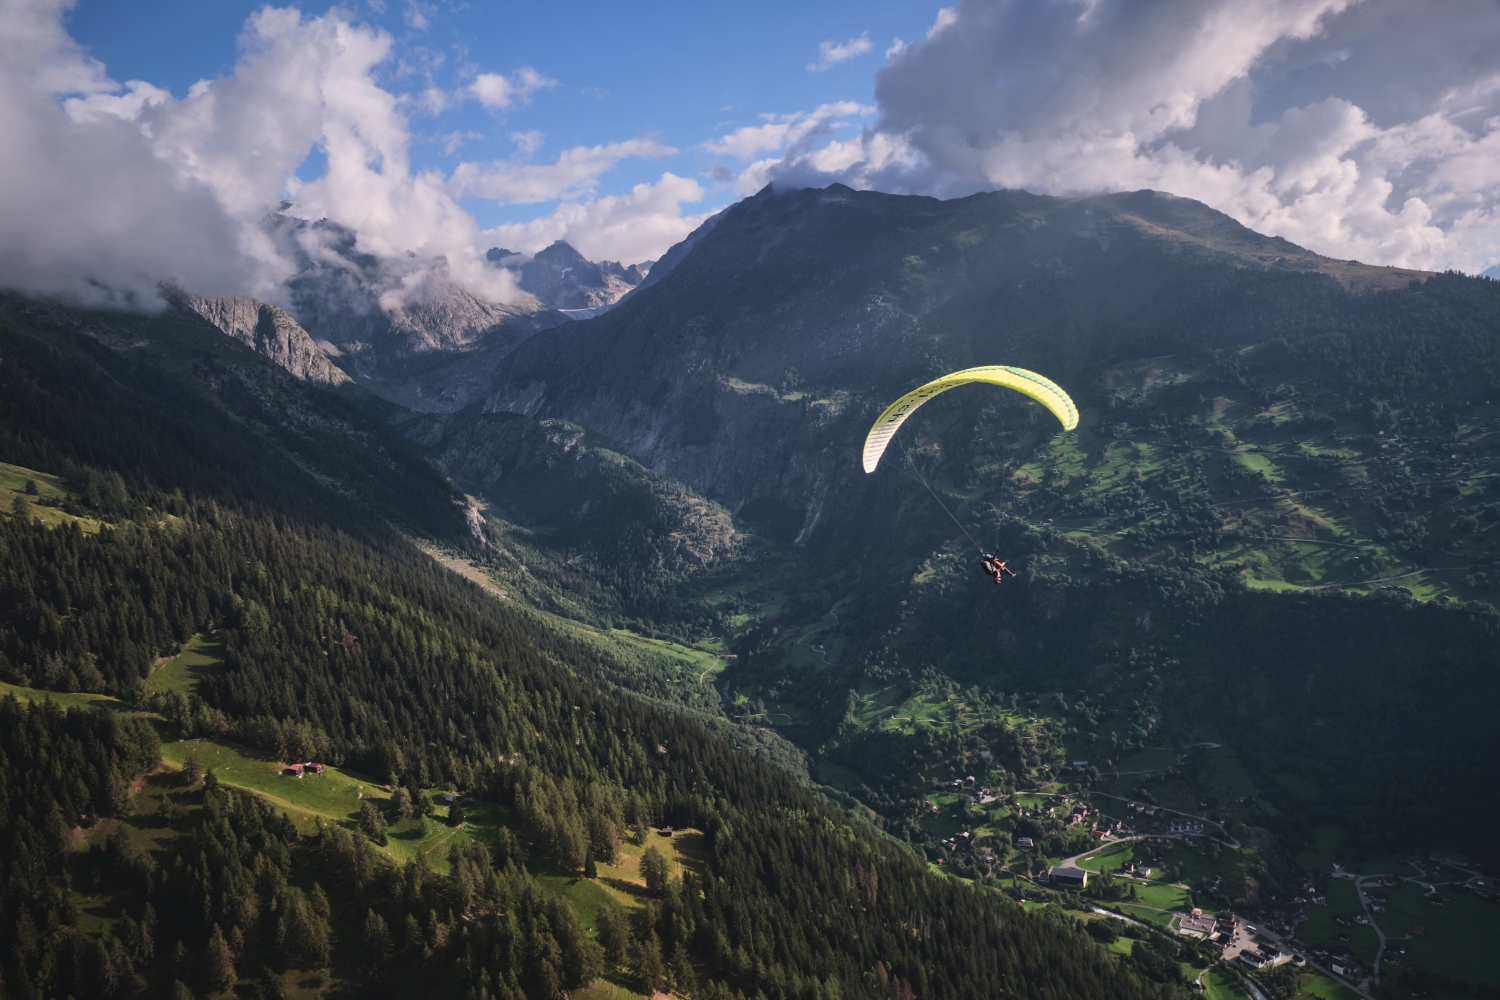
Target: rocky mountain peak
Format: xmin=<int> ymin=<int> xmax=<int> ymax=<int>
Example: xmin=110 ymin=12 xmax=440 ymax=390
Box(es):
xmin=487 ymin=240 xmax=646 ymax=312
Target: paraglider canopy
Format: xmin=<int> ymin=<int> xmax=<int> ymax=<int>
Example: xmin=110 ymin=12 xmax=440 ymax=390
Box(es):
xmin=862 ymin=365 xmax=1078 ymax=473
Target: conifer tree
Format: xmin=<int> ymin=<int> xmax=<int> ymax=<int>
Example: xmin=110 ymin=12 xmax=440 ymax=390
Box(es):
xmin=595 ymin=906 xmax=627 ymax=966
xmin=205 ymin=924 xmax=236 ymax=994
xmin=639 ymin=846 xmax=669 ymax=895
xmin=181 ymin=751 xmax=202 ymax=785
xmin=362 ymin=910 xmax=391 ymax=967
xmin=357 ymin=801 xmax=388 ymax=846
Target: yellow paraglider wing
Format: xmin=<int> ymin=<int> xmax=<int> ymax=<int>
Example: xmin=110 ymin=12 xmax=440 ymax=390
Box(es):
xmin=862 ymin=365 xmax=1078 ymax=473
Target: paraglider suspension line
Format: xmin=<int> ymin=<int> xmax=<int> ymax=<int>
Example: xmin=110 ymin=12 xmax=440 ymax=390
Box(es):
xmin=900 ymin=442 xmax=986 ymax=554
xmin=980 ymin=426 xmax=1008 ymax=551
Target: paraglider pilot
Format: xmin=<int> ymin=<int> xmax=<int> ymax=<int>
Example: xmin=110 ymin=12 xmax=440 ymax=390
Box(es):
xmin=980 ymin=553 xmax=1017 ymax=585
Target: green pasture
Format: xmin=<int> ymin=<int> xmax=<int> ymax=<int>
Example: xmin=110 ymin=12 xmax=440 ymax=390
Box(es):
xmin=1112 ymin=902 xmax=1174 ymax=927
xmin=574 ymin=980 xmax=647 ymax=1000
xmin=158 ymin=738 xmax=491 ymax=869
xmin=864 ymin=690 xmax=984 ymax=734
xmin=1293 ymin=879 xmax=1366 ymax=954
xmin=1375 ymin=883 xmax=1500 ymax=987
xmin=1150 ymin=846 xmax=1249 ymax=892
xmin=0 ymin=460 xmax=104 ymax=532
xmin=549 ymin=828 xmax=706 ymax=932
xmin=923 ymin=801 xmax=967 ymax=839
xmin=1202 ymin=968 xmax=1251 ymax=1000
xmin=1291 ymin=971 xmax=1360 ymax=1000
xmin=607 ymin=629 xmax=721 ymax=670
xmin=974 ymin=376 xmax=1500 ymax=610
xmin=0 ymin=678 xmax=131 ymax=713
xmin=1013 ymin=793 xmax=1053 ymax=811
xmin=163 ymin=738 xmax=387 ymax=825
xmin=1110 ymin=746 xmax=1180 ymax=774
xmin=1129 ymin=882 xmax=1189 ymax=911
xmin=145 ymin=634 xmax=225 ymax=695
xmin=852 ymin=684 xmax=908 ymax=727
xmin=1077 ymin=841 xmax=1133 ymax=873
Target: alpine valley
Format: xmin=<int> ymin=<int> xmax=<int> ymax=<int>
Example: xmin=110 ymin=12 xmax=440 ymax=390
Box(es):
xmin=3 ymin=185 xmax=1498 ymax=1000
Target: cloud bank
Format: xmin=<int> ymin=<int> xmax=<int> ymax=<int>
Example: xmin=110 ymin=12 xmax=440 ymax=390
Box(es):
xmin=0 ymin=1 xmax=694 ymax=308
xmin=481 ymin=173 xmax=710 ymax=265
xmin=737 ymin=0 xmax=1500 ymax=273
xmin=9 ymin=0 xmax=1498 ymax=310
xmin=450 ymin=137 xmax=675 ymax=205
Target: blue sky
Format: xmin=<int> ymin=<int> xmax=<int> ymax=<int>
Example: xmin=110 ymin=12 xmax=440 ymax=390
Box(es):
xmin=67 ymin=1 xmax=940 ymax=234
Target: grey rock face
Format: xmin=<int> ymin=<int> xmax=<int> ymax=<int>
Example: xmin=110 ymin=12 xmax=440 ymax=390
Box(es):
xmin=487 ymin=241 xmax=644 ymax=311
xmin=259 ymin=212 xmax=567 ymax=411
xmin=180 ymin=294 xmax=350 ymax=386
xmin=402 ymin=410 xmax=737 ymax=572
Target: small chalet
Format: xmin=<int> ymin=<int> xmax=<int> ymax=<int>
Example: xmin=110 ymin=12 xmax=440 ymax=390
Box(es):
xmin=284 ymin=763 xmax=304 ymax=777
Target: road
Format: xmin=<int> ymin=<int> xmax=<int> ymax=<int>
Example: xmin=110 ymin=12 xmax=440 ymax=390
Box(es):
xmin=1089 ymin=790 xmax=1242 ymax=849
xmin=1346 ymin=873 xmax=1389 ymax=987
xmin=794 ymin=607 xmax=840 ymax=663
xmin=1328 ymin=860 xmax=1478 ymax=990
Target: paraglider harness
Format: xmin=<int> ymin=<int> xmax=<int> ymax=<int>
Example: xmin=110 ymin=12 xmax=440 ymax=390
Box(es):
xmin=980 ymin=553 xmax=1017 ymax=585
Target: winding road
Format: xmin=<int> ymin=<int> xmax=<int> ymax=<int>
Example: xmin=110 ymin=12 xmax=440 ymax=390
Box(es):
xmin=794 ymin=606 xmax=841 ymax=663
xmin=1089 ymin=790 xmax=1241 ymax=849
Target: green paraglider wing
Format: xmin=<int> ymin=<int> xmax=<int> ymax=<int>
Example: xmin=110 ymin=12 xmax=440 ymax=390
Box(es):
xmin=862 ymin=365 xmax=1078 ymax=473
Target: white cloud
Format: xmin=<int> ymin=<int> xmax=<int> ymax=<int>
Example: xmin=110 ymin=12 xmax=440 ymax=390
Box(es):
xmin=403 ymin=1 xmax=432 ymax=31
xmin=482 ymin=173 xmax=710 ymax=265
xmin=809 ymin=33 xmax=872 ymax=72
xmin=750 ymin=0 xmax=1500 ymax=273
xmin=926 ymin=8 xmax=957 ymax=40
xmin=885 ymin=38 xmax=906 ymax=59
xmin=468 ymin=67 xmax=554 ymax=112
xmin=449 ymin=137 xmax=675 ymax=205
xmin=510 ymin=128 xmax=544 ymax=155
xmin=705 ymin=101 xmax=872 ymax=161
xmin=442 ymin=129 xmax=483 ymax=155
xmin=0 ymin=2 xmax=518 ymax=307
xmin=0 ymin=0 xmax=279 ymax=305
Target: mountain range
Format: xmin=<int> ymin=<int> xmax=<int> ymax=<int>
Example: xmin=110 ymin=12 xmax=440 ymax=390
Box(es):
xmin=3 ymin=182 xmax=1498 ymax=999
xmin=486 ymin=240 xmax=651 ymax=314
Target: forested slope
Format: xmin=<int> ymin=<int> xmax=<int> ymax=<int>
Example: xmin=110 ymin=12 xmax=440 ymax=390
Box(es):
xmin=459 ymin=186 xmax=1500 ymax=868
xmin=0 ymin=301 xmax=1184 ymax=996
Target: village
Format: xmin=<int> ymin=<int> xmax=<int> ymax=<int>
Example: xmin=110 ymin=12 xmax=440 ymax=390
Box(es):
xmin=917 ymin=760 xmax=1498 ymax=1000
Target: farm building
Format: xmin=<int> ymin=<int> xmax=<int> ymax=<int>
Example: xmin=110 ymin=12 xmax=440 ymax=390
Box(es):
xmin=1048 ymin=866 xmax=1088 ymax=887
